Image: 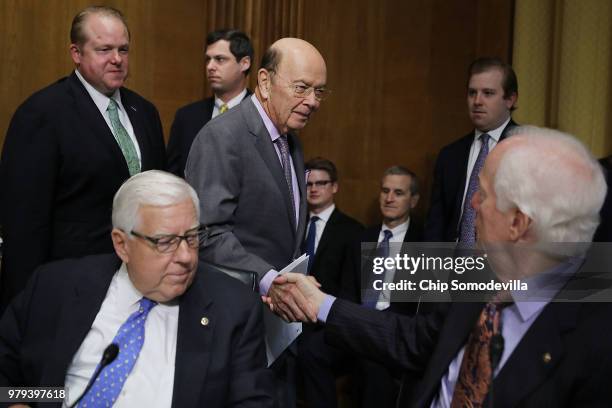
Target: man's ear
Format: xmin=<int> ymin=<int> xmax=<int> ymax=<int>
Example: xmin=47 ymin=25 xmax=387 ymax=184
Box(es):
xmin=257 ymin=68 xmax=271 ymax=99
xmin=69 ymin=44 xmax=81 ymax=65
xmin=111 ymin=228 xmax=130 ymax=263
xmin=240 ymin=56 xmax=251 ymax=75
xmin=509 ymin=208 xmax=531 ymax=241
xmin=410 ymin=193 xmax=420 ymax=209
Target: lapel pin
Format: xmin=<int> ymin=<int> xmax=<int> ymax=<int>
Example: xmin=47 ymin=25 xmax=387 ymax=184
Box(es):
xmin=542 ymin=352 xmax=552 ymax=364
xmin=200 ymin=317 xmax=209 ymax=326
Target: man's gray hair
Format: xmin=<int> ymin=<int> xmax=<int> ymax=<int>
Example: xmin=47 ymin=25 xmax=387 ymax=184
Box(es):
xmin=112 ymin=170 xmax=200 ymax=233
xmin=494 ymin=126 xmax=606 ymax=243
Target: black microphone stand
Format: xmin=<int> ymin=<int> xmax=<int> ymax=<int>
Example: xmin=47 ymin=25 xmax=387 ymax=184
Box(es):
xmin=69 ymin=343 xmax=120 ymax=408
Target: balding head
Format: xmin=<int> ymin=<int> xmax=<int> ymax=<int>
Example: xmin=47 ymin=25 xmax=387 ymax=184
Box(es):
xmin=256 ymin=38 xmax=327 ymax=134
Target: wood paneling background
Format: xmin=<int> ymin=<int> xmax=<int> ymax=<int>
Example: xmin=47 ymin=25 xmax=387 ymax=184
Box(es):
xmin=0 ymin=0 xmax=513 ymax=226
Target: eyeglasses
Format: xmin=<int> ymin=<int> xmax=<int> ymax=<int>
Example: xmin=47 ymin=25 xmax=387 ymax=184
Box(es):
xmin=130 ymin=226 xmax=208 ymax=254
xmin=306 ymin=180 xmax=333 ymax=189
xmin=270 ymin=71 xmax=331 ymax=101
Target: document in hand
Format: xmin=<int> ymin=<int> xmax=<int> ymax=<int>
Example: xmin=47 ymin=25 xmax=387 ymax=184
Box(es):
xmin=264 ymin=253 xmax=309 ymax=366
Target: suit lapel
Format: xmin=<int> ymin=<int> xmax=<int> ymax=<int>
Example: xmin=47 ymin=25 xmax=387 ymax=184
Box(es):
xmin=67 ymin=73 xmax=130 ymax=178
xmin=172 ymin=270 xmax=215 ymax=408
xmin=243 ymin=98 xmax=298 ymax=235
xmin=418 ymin=303 xmax=483 ymax=405
xmin=45 ymin=255 xmax=120 ymax=385
xmin=288 ymin=132 xmax=306 ymax=250
xmin=492 ymin=302 xmax=576 ymax=406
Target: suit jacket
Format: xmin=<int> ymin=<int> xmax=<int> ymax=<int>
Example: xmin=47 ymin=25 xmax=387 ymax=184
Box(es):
xmin=308 ymin=208 xmax=363 ymax=297
xmin=0 ymin=72 xmax=166 ymax=311
xmin=326 ymin=277 xmax=612 ymax=407
xmin=0 ymin=254 xmax=274 ymax=408
xmin=424 ymin=120 xmax=517 ymax=242
xmin=185 ymin=96 xmax=307 ymax=284
xmin=167 ymin=90 xmax=252 ymax=177
xmin=594 ymin=156 xmax=611 ymax=242
xmin=342 ymin=221 xmax=424 ymax=315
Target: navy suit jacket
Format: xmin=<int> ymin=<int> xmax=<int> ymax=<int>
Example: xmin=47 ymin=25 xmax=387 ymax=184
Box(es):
xmin=0 ymin=254 xmax=274 ymax=407
xmin=424 ymin=120 xmax=517 ymax=242
xmin=307 ymin=208 xmax=363 ymax=297
xmin=167 ymin=90 xmax=252 ymax=177
xmin=0 ymin=72 xmax=166 ymax=311
xmin=326 ymin=268 xmax=612 ymax=407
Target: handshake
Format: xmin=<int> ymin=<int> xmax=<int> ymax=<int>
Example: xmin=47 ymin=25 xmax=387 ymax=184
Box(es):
xmin=262 ymin=273 xmax=327 ymax=323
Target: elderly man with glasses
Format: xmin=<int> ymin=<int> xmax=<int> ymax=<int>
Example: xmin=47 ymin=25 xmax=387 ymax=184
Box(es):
xmin=185 ymin=37 xmax=328 ymax=408
xmin=0 ymin=170 xmax=273 ymax=408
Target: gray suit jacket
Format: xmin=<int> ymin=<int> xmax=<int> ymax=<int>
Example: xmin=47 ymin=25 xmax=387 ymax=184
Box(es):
xmin=185 ymin=96 xmax=307 ymax=285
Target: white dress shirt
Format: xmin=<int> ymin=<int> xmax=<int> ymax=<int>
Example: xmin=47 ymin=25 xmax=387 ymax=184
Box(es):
xmin=64 ymin=264 xmax=178 ymax=408
xmin=307 ymin=203 xmax=336 ymax=253
xmin=74 ymin=69 xmax=142 ymax=162
xmin=375 ymin=219 xmax=410 ymax=310
xmin=212 ymin=88 xmax=247 ymax=118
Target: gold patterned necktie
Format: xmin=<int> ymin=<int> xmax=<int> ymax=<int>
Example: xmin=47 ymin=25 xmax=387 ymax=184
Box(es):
xmin=107 ymin=99 xmax=140 ymax=176
xmin=219 ymin=103 xmax=228 ymax=114
xmin=451 ymin=300 xmax=510 ymax=407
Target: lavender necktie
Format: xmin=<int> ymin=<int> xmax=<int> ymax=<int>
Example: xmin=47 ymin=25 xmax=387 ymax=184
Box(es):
xmin=459 ymin=134 xmax=490 ymax=243
xmin=276 ymin=135 xmax=296 ymax=220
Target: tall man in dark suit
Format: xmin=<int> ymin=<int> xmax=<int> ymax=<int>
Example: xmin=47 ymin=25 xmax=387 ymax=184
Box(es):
xmin=0 ymin=170 xmax=273 ymax=407
xmin=425 ymin=57 xmax=518 ymax=243
xmin=300 ymin=165 xmax=422 ymax=408
xmin=0 ymin=6 xmax=166 ymax=312
xmin=186 ymin=38 xmax=329 ymax=407
xmin=167 ymin=29 xmax=253 ymax=177
xmin=278 ymin=126 xmax=612 ymax=407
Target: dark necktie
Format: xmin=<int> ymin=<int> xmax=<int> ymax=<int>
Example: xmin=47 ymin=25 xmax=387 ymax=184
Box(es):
xmin=363 ymin=229 xmax=393 ymax=308
xmin=79 ymin=297 xmax=157 ymax=407
xmin=451 ymin=300 xmax=510 ymax=407
xmin=304 ymin=216 xmax=319 ymax=273
xmin=459 ymin=133 xmax=490 ymax=243
xmin=275 ymin=135 xmax=296 ymax=221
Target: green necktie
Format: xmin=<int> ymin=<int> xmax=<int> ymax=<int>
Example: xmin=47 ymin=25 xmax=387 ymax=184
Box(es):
xmin=107 ymin=98 xmax=140 ymax=176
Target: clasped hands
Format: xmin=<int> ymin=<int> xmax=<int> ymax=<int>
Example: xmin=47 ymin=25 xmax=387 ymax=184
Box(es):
xmin=262 ymin=273 xmax=326 ymax=323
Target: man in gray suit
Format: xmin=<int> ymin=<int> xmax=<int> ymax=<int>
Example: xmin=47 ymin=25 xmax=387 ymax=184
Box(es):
xmin=185 ymin=37 xmax=328 ymax=406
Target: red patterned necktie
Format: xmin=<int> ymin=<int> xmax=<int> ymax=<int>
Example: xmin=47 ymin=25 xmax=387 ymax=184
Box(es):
xmin=451 ymin=301 xmax=509 ymax=408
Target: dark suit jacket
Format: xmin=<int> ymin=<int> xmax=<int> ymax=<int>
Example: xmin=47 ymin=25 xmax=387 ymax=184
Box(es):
xmin=594 ymin=156 xmax=611 ymax=242
xmin=167 ymin=90 xmax=252 ymax=177
xmin=0 ymin=254 xmax=274 ymax=408
xmin=342 ymin=220 xmax=424 ymax=315
xmin=0 ymin=72 xmax=166 ymax=311
xmin=425 ymin=120 xmax=517 ymax=242
xmin=326 ymin=283 xmax=612 ymax=407
xmin=308 ymin=208 xmax=363 ymax=297
xmin=185 ymin=96 xmax=307 ymax=284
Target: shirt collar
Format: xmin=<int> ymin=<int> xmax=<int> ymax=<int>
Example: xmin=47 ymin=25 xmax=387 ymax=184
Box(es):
xmin=215 ymin=88 xmax=247 ymax=110
xmin=116 ymin=262 xmax=145 ymax=309
xmin=382 ymin=218 xmax=410 ymax=237
xmin=251 ymin=94 xmax=282 ymax=142
xmin=474 ymin=116 xmax=511 ymax=143
xmin=74 ymin=69 xmax=122 ymax=116
xmin=310 ymin=204 xmax=335 ymax=222
xmin=511 ymin=257 xmax=583 ymax=322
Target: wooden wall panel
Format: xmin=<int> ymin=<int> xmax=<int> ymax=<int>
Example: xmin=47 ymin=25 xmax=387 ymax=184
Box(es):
xmin=0 ymin=0 xmax=513 ymax=226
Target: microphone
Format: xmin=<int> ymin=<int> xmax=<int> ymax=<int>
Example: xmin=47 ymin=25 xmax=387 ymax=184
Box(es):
xmin=69 ymin=343 xmax=119 ymax=408
xmin=488 ymin=334 xmax=505 ymax=408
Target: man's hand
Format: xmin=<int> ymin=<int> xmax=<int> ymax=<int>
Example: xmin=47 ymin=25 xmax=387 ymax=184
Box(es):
xmin=263 ymin=273 xmax=325 ymax=322
xmin=264 ymin=274 xmax=320 ymax=323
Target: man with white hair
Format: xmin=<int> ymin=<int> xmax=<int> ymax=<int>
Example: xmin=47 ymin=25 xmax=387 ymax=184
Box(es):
xmin=273 ymin=126 xmax=612 ymax=407
xmin=0 ymin=170 xmax=273 ymax=407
